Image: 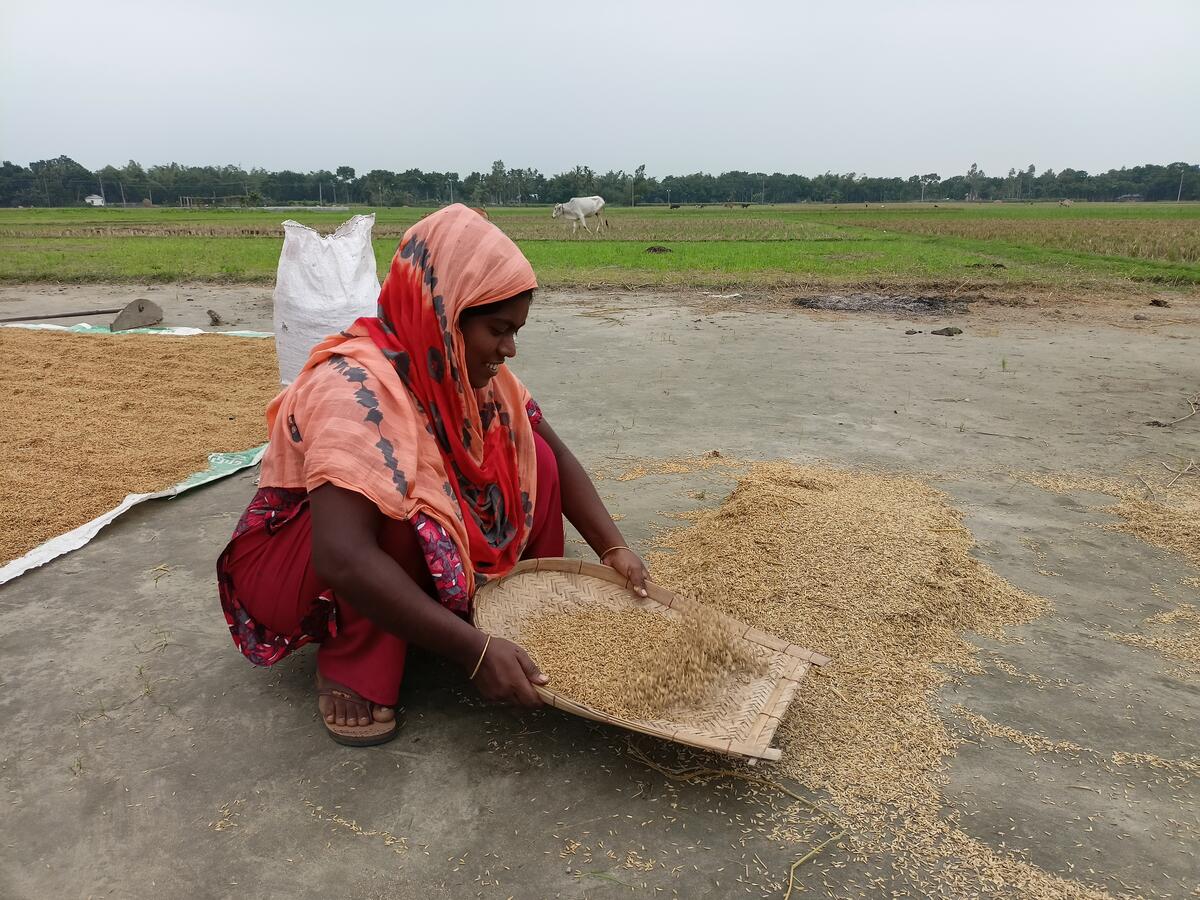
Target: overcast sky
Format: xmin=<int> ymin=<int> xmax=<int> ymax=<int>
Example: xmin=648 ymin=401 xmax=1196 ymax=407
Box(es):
xmin=2 ymin=0 xmax=1196 ymax=179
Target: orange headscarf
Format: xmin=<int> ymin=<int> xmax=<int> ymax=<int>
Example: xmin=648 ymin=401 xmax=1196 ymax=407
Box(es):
xmin=260 ymin=204 xmax=540 ymax=593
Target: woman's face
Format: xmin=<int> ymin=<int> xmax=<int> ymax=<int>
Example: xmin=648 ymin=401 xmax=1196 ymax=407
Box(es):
xmin=459 ymin=292 xmax=533 ymax=389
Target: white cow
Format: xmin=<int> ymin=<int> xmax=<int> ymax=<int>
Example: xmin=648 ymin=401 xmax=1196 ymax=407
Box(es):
xmin=552 ymin=195 xmax=607 ymax=235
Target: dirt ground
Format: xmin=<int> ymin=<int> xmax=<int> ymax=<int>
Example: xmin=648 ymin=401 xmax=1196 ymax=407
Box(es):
xmin=1 ymin=283 xmax=1197 ymax=898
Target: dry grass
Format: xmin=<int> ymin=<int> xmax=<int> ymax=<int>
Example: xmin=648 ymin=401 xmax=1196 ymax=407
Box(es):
xmin=0 ymin=328 xmax=279 ymax=564
xmin=491 ymin=216 xmax=846 ymax=242
xmin=522 ymin=605 xmax=762 ymax=720
xmin=845 ymin=217 xmax=1200 ymax=264
xmin=0 ymin=225 xmax=292 ymax=239
xmin=0 ymin=217 xmax=847 ymax=243
xmin=646 ymin=462 xmax=1123 ymax=897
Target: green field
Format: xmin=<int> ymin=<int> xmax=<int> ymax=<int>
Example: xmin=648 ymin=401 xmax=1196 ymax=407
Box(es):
xmin=2 ymin=203 xmax=1198 ymax=289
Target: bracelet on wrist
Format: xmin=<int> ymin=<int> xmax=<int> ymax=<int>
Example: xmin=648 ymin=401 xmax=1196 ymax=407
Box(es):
xmin=469 ymin=633 xmax=492 ymax=680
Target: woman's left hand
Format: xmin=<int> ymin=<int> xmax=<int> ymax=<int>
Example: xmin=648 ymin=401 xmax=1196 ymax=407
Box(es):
xmin=602 ymin=548 xmax=651 ymax=598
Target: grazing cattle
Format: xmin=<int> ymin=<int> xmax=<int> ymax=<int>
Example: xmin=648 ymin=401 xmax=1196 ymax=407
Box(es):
xmin=552 ymin=195 xmax=607 ymax=235
xmin=669 ymin=203 xmax=681 ymax=209
xmin=1059 ymin=199 xmax=1075 ymax=207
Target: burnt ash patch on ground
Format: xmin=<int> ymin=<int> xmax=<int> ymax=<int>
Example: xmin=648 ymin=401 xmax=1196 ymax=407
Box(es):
xmin=791 ymin=293 xmax=974 ymax=315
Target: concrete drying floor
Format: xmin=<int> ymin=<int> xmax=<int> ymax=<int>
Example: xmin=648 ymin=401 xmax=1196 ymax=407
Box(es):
xmin=1 ymin=285 xmax=1197 ymax=898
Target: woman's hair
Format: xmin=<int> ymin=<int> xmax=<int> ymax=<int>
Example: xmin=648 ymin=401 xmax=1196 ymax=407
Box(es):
xmin=459 ymin=290 xmax=533 ymax=321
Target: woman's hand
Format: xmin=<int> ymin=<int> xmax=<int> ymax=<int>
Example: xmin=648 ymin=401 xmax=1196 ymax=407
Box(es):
xmin=602 ymin=548 xmax=651 ymax=598
xmin=472 ymin=636 xmax=548 ymax=707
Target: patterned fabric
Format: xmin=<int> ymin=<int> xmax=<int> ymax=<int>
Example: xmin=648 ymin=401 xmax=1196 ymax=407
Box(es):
xmin=216 ymin=402 xmax=545 ymax=661
xmin=259 ymin=204 xmax=540 ymax=599
xmin=358 ymin=207 xmax=539 ymax=581
xmin=526 ymin=397 xmax=543 ymax=427
xmin=216 ymin=487 xmax=337 ymax=666
xmin=412 ymin=512 xmax=470 ymax=612
xmin=415 ymin=395 xmax=537 ymax=611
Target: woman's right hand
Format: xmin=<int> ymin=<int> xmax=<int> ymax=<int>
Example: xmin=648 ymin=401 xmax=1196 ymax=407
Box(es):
xmin=471 ymin=636 xmax=549 ymax=707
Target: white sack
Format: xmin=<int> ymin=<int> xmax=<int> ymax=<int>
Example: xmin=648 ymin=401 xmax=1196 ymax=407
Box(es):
xmin=273 ymin=213 xmax=381 ymax=385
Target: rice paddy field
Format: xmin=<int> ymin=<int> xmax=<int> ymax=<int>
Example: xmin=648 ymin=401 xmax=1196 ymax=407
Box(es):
xmin=2 ymin=201 xmax=1198 ymax=289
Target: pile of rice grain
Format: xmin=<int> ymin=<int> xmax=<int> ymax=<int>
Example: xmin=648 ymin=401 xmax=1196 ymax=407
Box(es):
xmin=522 ymin=604 xmax=763 ymax=720
xmin=647 ymin=462 xmax=1125 ymax=898
xmin=0 ymin=328 xmax=279 ymax=565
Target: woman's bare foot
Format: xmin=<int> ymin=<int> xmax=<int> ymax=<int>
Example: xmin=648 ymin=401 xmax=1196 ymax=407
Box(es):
xmin=316 ymin=672 xmax=396 ymax=728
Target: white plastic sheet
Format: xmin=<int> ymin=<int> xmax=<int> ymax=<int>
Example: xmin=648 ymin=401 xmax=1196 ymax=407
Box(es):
xmin=0 ymin=322 xmax=272 ymax=338
xmin=273 ymin=213 xmax=381 ymax=385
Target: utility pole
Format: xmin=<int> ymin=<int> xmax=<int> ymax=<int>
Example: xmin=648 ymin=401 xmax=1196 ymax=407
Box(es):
xmin=319 ymin=182 xmax=323 ymax=205
xmin=119 ymin=181 xmax=126 ymax=206
xmin=1179 ymin=166 xmax=1186 ymax=203
xmin=97 ymin=173 xmax=106 ymax=203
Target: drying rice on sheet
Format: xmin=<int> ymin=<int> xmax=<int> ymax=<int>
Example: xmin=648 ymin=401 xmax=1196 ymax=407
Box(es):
xmin=645 ymin=461 xmax=1128 ymax=898
xmin=0 ymin=329 xmax=279 ymax=565
xmin=522 ymin=605 xmax=765 ymax=720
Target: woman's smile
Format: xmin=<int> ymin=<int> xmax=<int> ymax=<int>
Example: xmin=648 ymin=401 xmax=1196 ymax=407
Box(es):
xmin=459 ymin=293 xmax=531 ymax=388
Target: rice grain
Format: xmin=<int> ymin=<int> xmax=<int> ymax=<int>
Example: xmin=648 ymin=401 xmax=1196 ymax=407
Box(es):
xmin=523 ymin=605 xmax=764 ymax=720
xmin=0 ymin=329 xmax=278 ymax=564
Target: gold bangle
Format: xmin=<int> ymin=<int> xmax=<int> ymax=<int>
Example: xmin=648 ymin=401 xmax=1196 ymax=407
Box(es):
xmin=469 ymin=633 xmax=492 ymax=680
xmin=598 ymin=545 xmax=630 ymax=562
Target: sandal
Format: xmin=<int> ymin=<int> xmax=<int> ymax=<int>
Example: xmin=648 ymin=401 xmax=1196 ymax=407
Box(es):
xmin=317 ymin=688 xmax=401 ymax=747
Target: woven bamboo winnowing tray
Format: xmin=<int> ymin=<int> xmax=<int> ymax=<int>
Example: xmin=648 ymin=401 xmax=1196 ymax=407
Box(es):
xmin=473 ymin=558 xmax=830 ymax=762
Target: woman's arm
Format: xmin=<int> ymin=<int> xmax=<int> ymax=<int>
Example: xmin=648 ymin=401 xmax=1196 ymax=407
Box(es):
xmin=308 ymin=483 xmax=548 ymax=706
xmin=534 ymin=418 xmax=650 ymax=596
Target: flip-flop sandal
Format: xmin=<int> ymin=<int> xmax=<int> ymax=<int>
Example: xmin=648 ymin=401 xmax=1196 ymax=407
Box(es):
xmin=317 ymin=688 xmax=401 ymax=747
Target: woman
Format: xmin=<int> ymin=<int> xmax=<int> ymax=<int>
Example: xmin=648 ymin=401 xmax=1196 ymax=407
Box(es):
xmin=217 ymin=204 xmax=649 ymax=746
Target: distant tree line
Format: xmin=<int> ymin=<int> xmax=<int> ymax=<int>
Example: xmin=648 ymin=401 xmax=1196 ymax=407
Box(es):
xmin=1 ymin=156 xmax=1196 ymax=207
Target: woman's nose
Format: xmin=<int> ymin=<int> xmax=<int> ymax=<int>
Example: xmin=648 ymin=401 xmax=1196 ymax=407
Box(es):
xmin=500 ymin=335 xmax=517 ymax=358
